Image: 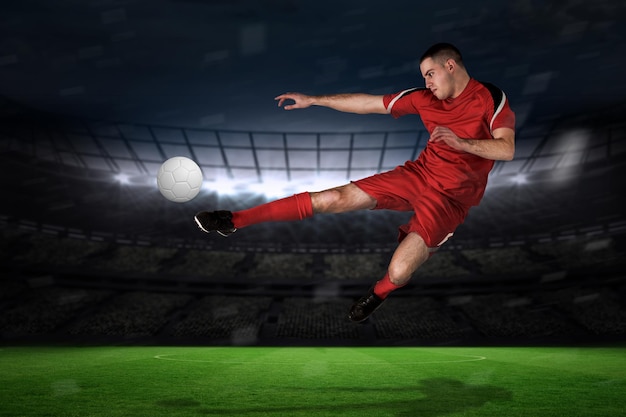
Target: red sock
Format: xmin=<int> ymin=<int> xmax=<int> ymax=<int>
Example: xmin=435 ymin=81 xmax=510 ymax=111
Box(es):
xmin=231 ymin=192 xmax=313 ymax=229
xmin=373 ymin=273 xmax=405 ymax=299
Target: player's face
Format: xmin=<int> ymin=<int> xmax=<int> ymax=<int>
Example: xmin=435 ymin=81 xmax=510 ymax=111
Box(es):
xmin=420 ymin=58 xmax=454 ymax=100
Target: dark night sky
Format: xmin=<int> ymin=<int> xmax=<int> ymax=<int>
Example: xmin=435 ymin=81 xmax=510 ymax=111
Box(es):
xmin=1 ymin=0 xmax=625 ymax=133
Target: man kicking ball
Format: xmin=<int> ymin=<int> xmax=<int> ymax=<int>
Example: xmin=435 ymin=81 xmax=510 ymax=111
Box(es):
xmin=194 ymin=43 xmax=516 ymax=323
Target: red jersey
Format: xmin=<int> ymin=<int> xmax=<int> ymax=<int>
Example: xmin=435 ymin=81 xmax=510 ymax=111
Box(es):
xmin=383 ymin=78 xmax=515 ymax=206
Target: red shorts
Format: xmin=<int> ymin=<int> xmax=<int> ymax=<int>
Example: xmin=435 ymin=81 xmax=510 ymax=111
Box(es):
xmin=353 ymin=163 xmax=470 ymax=249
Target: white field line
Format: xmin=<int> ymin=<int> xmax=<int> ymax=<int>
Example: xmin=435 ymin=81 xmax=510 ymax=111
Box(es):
xmin=153 ymin=353 xmax=487 ymax=365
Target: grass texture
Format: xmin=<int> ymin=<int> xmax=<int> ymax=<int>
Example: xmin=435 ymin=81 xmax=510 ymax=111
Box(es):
xmin=0 ymin=345 xmax=625 ymax=416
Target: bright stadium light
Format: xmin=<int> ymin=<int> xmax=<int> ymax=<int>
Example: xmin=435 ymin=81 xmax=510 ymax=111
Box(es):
xmin=198 ymin=174 xmax=348 ymax=199
xmin=202 ymin=179 xmax=241 ymax=195
xmin=309 ymin=177 xmax=344 ymax=192
xmin=553 ymin=128 xmax=590 ymax=156
xmin=247 ymin=180 xmax=295 ymax=199
xmin=547 ymin=128 xmax=591 ymax=184
xmin=114 ymin=173 xmax=131 ymax=184
xmin=511 ymin=173 xmax=528 ymax=185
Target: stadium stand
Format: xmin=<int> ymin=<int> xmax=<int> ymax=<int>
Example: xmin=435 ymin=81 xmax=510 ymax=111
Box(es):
xmin=246 ymin=253 xmax=314 ymax=280
xmin=461 ymin=246 xmax=554 ymax=277
xmin=0 ymin=103 xmax=624 ymax=346
xmin=166 ymin=295 xmax=272 ymax=342
xmin=414 ymin=251 xmax=473 ymax=279
xmin=0 ymin=285 xmax=113 ymax=337
xmin=531 ymin=237 xmax=626 ymax=273
xmin=450 ymin=292 xmax=587 ymax=340
xmin=165 ymin=249 xmax=247 ymax=278
xmin=324 ymin=253 xmax=387 ymax=280
xmin=0 ymin=267 xmax=624 ymax=345
xmin=373 ymin=296 xmax=470 ymax=341
xmin=535 ymin=287 xmax=626 ymax=336
xmin=275 ymin=297 xmax=360 ymax=340
xmin=67 ymin=291 xmax=192 ymax=337
xmin=90 ymin=246 xmax=179 ymax=273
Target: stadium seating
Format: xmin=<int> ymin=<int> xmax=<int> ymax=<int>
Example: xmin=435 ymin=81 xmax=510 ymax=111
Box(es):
xmin=0 ymin=278 xmax=624 ymax=344
xmin=1 ymin=221 xmax=625 ymax=345
xmin=461 ymin=246 xmax=554 ymax=277
xmin=373 ymin=296 xmax=469 ymax=340
xmin=0 ymin=286 xmax=113 ymax=337
xmin=451 ymin=292 xmax=584 ymax=339
xmin=67 ymin=291 xmax=191 ymax=337
xmin=165 ymin=249 xmax=246 ymax=277
xmin=324 ymin=253 xmax=387 ymax=280
xmin=167 ymin=295 xmax=272 ymax=341
xmin=246 ymin=253 xmax=314 ymax=279
xmin=275 ymin=297 xmax=360 ymax=340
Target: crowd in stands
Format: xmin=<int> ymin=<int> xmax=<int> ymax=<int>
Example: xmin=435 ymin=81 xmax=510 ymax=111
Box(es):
xmin=535 ymin=287 xmax=626 ymax=336
xmin=452 ymin=292 xmax=584 ymax=339
xmin=91 ymin=246 xmax=179 ymax=274
xmin=246 ymin=253 xmax=314 ymax=280
xmin=461 ymin=246 xmax=554 ymax=277
xmin=164 ymin=249 xmax=245 ymax=277
xmin=324 ymin=253 xmax=387 ymax=280
xmin=373 ymin=296 xmax=469 ymax=340
xmin=0 ymin=277 xmax=623 ymax=344
xmin=16 ymin=235 xmax=106 ymax=268
xmin=415 ymin=251 xmax=472 ymax=279
xmin=167 ymin=295 xmax=272 ymax=341
xmin=2 ymin=224 xmax=624 ymax=283
xmin=275 ymin=297 xmax=360 ymax=340
xmin=0 ymin=285 xmax=112 ymax=337
xmin=67 ymin=291 xmax=191 ymax=337
xmin=1 ymin=224 xmax=624 ymax=344
xmin=531 ymin=237 xmax=626 ymax=272
xmin=1 ymin=226 xmax=107 ymax=267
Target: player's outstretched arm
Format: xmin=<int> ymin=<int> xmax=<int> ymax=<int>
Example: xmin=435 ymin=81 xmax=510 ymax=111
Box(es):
xmin=429 ymin=126 xmax=515 ymax=161
xmin=275 ymin=92 xmax=388 ymax=115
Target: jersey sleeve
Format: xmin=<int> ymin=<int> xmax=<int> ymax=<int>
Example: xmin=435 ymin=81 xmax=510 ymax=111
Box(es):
xmin=383 ymin=88 xmax=426 ymax=118
xmin=481 ymin=82 xmax=516 ymax=132
xmin=491 ymin=95 xmax=516 ymax=132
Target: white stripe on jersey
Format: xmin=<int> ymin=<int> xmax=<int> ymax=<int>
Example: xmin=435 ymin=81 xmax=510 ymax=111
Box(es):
xmin=490 ymin=90 xmax=507 ymax=132
xmin=386 ymin=87 xmax=420 ymax=113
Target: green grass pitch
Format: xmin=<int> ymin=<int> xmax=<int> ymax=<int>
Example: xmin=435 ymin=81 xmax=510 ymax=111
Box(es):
xmin=1 ymin=345 xmax=625 ymax=416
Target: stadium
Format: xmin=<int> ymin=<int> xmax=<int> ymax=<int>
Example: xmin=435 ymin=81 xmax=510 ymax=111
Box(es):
xmin=1 ymin=1 xmax=625 ymax=416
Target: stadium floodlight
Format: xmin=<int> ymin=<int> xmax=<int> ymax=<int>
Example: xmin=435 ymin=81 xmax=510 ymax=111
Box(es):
xmin=247 ymin=180 xmax=295 ymax=199
xmin=511 ymin=173 xmax=528 ymax=185
xmin=201 ymin=178 xmax=255 ymax=196
xmin=113 ymin=173 xmax=131 ymax=184
xmin=199 ymin=174 xmax=349 ymax=199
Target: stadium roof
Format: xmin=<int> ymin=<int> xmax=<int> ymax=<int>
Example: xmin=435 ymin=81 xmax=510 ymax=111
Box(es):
xmin=0 ymin=0 xmax=625 ymax=251
xmin=0 ymin=102 xmax=624 ymax=251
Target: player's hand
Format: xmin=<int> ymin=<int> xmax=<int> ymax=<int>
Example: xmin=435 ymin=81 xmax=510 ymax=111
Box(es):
xmin=275 ymin=92 xmax=314 ymax=110
xmin=429 ymin=126 xmax=466 ymax=151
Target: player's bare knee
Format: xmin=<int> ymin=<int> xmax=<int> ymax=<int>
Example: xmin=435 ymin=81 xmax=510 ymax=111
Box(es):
xmin=386 ymin=263 xmax=413 ymax=286
xmin=311 ymin=188 xmax=343 ymax=213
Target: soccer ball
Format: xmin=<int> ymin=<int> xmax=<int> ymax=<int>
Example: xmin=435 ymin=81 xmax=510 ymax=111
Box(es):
xmin=156 ymin=156 xmax=203 ymax=202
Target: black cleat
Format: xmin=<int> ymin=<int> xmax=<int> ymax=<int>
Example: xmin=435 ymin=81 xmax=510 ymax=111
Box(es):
xmin=348 ymin=289 xmax=385 ymax=323
xmin=194 ymin=210 xmax=237 ymax=237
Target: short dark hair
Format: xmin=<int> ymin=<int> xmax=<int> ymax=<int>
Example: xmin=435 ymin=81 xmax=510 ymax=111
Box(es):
xmin=420 ymin=43 xmax=464 ymax=67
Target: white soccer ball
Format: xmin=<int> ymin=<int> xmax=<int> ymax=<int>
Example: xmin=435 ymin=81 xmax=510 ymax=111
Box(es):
xmin=156 ymin=156 xmax=203 ymax=202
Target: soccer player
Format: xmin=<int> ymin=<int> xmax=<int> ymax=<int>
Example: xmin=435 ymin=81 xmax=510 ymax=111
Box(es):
xmin=195 ymin=43 xmax=516 ymax=323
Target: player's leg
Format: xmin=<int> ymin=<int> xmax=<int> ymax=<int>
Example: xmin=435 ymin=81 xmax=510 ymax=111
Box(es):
xmin=348 ymin=187 xmax=466 ymax=322
xmin=348 ymin=232 xmax=430 ymax=322
xmin=310 ymin=183 xmax=377 ymax=214
xmin=380 ymin=231 xmax=431 ymax=290
xmin=194 ymin=183 xmax=376 ymax=236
